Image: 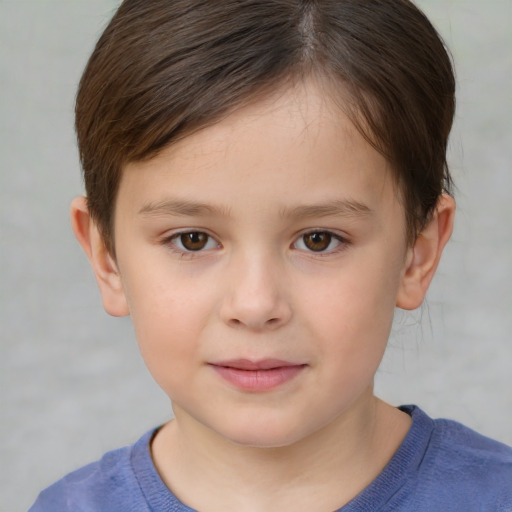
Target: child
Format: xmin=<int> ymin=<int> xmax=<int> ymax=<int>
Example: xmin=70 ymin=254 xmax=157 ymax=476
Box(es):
xmin=30 ymin=0 xmax=512 ymax=510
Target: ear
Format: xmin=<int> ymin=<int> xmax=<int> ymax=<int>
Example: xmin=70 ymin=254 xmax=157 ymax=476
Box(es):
xmin=396 ymin=194 xmax=455 ymax=310
xmin=70 ymin=196 xmax=129 ymax=317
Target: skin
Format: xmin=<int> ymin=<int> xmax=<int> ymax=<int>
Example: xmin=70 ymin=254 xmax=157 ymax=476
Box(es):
xmin=72 ymin=79 xmax=455 ymax=512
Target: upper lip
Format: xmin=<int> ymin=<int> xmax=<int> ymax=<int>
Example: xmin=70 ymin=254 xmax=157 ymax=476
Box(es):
xmin=210 ymin=359 xmax=303 ymax=370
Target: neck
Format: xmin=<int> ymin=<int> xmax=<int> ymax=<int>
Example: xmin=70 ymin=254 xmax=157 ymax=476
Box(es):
xmin=151 ymin=392 xmax=411 ymax=512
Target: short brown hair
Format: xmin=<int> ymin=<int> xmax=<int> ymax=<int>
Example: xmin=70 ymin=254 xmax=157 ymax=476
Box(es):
xmin=76 ymin=0 xmax=455 ymax=254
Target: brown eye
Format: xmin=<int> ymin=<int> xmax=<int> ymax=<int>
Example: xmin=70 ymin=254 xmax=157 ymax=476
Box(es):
xmin=179 ymin=232 xmax=210 ymax=251
xmin=302 ymin=232 xmax=332 ymax=252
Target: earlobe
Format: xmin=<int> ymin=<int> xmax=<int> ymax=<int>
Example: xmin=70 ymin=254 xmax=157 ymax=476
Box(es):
xmin=70 ymin=196 xmax=130 ymax=317
xmin=396 ymin=194 xmax=455 ymax=310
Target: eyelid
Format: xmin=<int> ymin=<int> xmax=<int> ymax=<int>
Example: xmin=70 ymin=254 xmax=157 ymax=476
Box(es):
xmin=292 ymin=228 xmax=351 ymax=255
xmin=161 ymin=229 xmax=221 ymax=255
xmin=159 ymin=227 xmax=350 ymax=257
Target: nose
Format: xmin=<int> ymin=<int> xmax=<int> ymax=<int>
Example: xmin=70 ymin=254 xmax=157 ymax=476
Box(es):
xmin=219 ymin=252 xmax=292 ymax=331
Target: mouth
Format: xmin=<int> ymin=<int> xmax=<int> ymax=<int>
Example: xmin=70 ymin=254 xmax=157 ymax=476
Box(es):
xmin=208 ymin=359 xmax=307 ymax=392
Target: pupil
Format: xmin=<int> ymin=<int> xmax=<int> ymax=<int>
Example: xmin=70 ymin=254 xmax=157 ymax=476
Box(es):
xmin=305 ymin=232 xmax=331 ymax=251
xmin=181 ymin=232 xmax=207 ymax=251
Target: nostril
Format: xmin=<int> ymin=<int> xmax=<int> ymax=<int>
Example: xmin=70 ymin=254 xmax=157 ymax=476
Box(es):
xmin=227 ymin=317 xmax=281 ymax=330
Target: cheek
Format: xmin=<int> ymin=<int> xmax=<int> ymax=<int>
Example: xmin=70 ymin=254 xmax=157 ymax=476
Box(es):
xmin=302 ymin=253 xmax=402 ymax=362
xmin=306 ymin=285 xmax=395 ymax=409
xmin=121 ymin=266 xmax=217 ymax=389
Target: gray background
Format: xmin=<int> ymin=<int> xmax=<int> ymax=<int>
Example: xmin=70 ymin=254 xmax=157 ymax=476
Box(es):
xmin=1 ymin=1 xmax=511 ymax=511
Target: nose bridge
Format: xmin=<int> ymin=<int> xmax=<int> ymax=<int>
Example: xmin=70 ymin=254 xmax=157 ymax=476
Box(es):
xmin=220 ymin=245 xmax=291 ymax=331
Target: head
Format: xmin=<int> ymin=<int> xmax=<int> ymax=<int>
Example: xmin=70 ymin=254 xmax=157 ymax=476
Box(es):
xmin=71 ymin=0 xmax=456 ymax=448
xmin=75 ymin=0 xmax=455 ymax=255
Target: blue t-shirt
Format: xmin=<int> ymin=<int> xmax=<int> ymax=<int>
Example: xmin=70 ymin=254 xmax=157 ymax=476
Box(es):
xmin=29 ymin=406 xmax=512 ymax=511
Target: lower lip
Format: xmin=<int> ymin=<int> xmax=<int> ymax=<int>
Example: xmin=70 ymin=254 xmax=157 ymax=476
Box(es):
xmin=210 ymin=365 xmax=306 ymax=392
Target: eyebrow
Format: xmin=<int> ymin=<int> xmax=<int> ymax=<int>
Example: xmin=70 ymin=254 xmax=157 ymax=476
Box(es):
xmin=138 ymin=198 xmax=373 ymax=219
xmin=138 ymin=199 xmax=231 ymax=217
xmin=280 ymin=199 xmax=373 ymax=220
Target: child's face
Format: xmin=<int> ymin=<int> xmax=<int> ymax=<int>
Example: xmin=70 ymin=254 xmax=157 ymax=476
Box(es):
xmin=111 ymin=81 xmax=412 ymax=447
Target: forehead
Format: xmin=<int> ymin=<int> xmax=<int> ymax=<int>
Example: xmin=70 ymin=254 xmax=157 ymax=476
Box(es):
xmin=117 ymin=80 xmax=401 ymax=224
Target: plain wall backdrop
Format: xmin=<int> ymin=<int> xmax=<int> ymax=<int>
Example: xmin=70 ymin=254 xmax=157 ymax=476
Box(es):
xmin=1 ymin=1 xmax=511 ymax=511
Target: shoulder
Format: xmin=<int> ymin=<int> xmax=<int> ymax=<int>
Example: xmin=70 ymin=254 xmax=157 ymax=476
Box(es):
xmin=430 ymin=414 xmax=512 ymax=473
xmin=28 ymin=430 xmax=156 ymax=512
xmin=416 ymin=407 xmax=512 ymax=509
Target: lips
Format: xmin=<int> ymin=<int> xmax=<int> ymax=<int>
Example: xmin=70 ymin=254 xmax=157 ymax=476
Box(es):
xmin=209 ymin=359 xmax=306 ymax=392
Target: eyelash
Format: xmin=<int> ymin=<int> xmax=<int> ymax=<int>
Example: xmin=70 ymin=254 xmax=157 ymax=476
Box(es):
xmin=161 ymin=230 xmax=350 ymax=257
xmin=293 ymin=230 xmax=350 ymax=256
xmin=162 ymin=231 xmax=220 ymax=257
